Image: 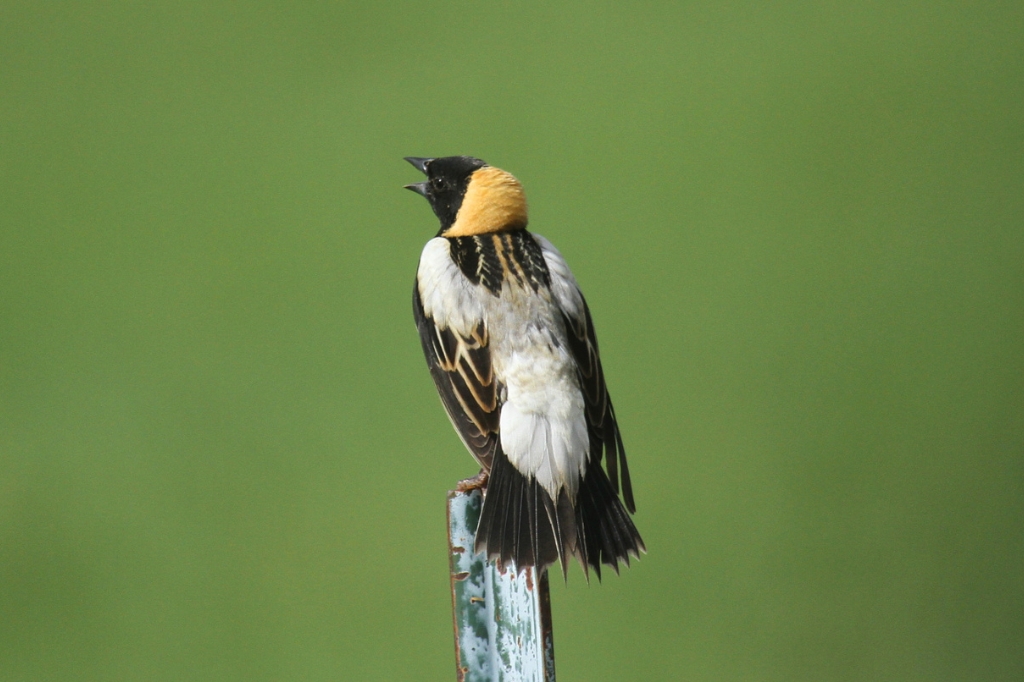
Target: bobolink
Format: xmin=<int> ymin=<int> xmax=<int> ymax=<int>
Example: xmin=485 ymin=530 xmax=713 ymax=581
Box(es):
xmin=406 ymin=156 xmax=644 ymax=579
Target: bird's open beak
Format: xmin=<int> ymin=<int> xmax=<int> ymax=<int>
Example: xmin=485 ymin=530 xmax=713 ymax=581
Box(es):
xmin=404 ymin=181 xmax=430 ymax=196
xmin=404 ymin=157 xmax=433 ymax=174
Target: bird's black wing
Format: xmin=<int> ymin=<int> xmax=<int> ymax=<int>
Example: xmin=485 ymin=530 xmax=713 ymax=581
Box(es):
xmin=413 ymin=283 xmax=500 ymax=470
xmin=562 ymin=294 xmax=636 ymax=513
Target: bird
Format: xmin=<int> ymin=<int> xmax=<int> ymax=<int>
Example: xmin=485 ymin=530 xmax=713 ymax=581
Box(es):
xmin=405 ymin=155 xmax=644 ymax=579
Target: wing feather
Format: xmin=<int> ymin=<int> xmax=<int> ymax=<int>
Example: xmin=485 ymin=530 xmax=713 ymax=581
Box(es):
xmin=414 ymin=284 xmax=499 ymax=470
xmin=532 ymin=233 xmax=637 ymax=514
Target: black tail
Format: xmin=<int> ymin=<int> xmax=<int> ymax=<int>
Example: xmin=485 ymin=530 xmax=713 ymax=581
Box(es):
xmin=574 ymin=457 xmax=645 ymax=580
xmin=475 ymin=447 xmax=644 ymax=580
xmin=475 ymin=447 xmax=577 ymax=578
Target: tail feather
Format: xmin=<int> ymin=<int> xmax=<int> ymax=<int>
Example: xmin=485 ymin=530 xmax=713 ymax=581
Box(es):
xmin=575 ymin=460 xmax=645 ymax=580
xmin=476 ymin=446 xmax=644 ymax=579
xmin=477 ymin=446 xmax=568 ymax=571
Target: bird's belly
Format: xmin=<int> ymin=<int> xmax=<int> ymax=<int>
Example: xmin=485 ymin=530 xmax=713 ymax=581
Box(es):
xmin=485 ymin=286 xmax=589 ymax=499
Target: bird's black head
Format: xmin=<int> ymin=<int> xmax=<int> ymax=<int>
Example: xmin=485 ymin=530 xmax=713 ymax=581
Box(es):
xmin=404 ymin=155 xmax=528 ymax=237
xmin=404 ymin=156 xmax=487 ymax=233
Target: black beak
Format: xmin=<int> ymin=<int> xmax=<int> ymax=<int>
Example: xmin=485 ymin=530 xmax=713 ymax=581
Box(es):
xmin=404 ymin=157 xmax=434 ymax=196
xmin=404 ymin=181 xmax=430 ymax=197
xmin=404 ymin=156 xmax=433 ymax=174
xmin=403 ymin=155 xmax=432 ymax=174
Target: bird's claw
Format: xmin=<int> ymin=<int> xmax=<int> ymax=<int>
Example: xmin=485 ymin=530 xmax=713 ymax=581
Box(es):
xmin=455 ymin=470 xmax=489 ymax=492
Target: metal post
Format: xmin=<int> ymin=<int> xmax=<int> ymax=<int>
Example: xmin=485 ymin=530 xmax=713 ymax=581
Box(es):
xmin=447 ymin=489 xmax=556 ymax=682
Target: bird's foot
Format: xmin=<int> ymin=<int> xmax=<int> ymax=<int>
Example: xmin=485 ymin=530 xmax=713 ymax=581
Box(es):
xmin=455 ymin=470 xmax=489 ymax=492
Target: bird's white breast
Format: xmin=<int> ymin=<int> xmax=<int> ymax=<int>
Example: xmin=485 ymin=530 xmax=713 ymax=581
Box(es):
xmin=417 ymin=235 xmax=589 ymax=499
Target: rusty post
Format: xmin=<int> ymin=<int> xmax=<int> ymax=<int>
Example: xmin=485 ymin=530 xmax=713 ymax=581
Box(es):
xmin=447 ymin=489 xmax=556 ymax=682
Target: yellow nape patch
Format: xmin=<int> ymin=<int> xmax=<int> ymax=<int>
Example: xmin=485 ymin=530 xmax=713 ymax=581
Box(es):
xmin=444 ymin=166 xmax=529 ymax=237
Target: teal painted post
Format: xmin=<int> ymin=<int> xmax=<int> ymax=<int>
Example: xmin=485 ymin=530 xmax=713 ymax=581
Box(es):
xmin=447 ymin=489 xmax=556 ymax=682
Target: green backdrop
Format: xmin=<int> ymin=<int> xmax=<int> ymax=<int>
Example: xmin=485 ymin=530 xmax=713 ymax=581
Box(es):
xmin=2 ymin=2 xmax=1022 ymax=680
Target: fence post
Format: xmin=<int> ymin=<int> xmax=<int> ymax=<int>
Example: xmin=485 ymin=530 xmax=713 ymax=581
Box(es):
xmin=447 ymin=489 xmax=556 ymax=682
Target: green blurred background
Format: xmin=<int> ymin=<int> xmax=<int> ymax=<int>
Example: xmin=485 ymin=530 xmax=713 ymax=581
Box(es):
xmin=2 ymin=2 xmax=1022 ymax=680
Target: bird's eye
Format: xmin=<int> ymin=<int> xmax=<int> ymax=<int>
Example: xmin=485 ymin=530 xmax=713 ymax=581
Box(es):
xmin=431 ymin=177 xmax=445 ymax=191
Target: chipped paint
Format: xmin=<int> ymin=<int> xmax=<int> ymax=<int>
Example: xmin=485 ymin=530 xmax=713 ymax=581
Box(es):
xmin=448 ymin=490 xmax=556 ymax=681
